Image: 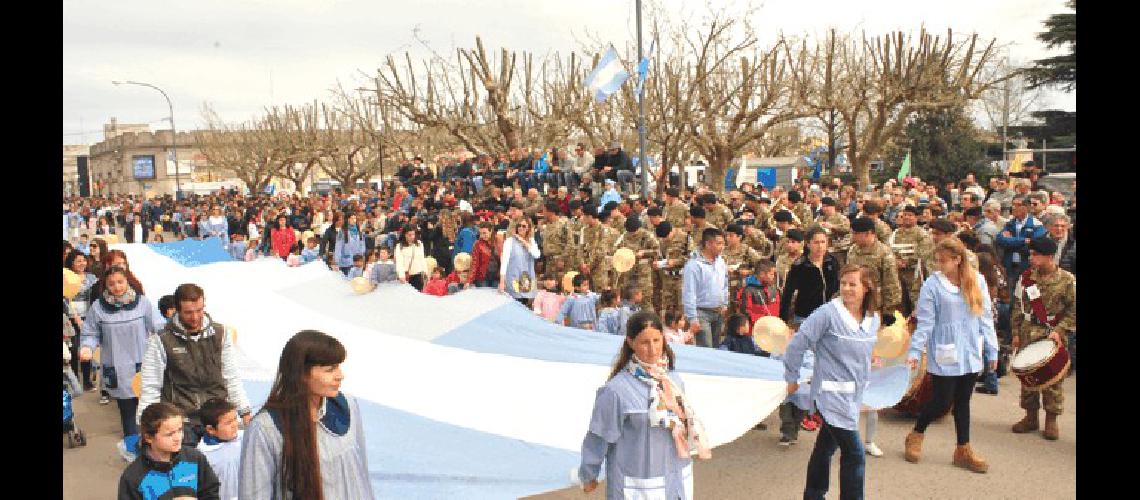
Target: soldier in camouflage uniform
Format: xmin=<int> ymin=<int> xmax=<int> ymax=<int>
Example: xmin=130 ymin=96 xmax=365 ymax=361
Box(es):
xmin=816 ymin=197 xmax=851 ymax=267
xmin=846 ymin=217 xmax=903 ymax=318
xmin=788 ymin=191 xmax=815 ymax=230
xmin=889 ymin=206 xmax=934 ymax=316
xmin=701 ymin=193 xmax=734 ymax=230
xmin=743 ymin=223 xmax=774 ymax=260
xmin=1010 ymin=238 xmax=1075 ymax=441
xmin=663 ymin=188 xmax=690 ymax=230
xmin=766 ymin=210 xmax=797 ymax=259
xmin=655 ymin=221 xmax=689 ymax=314
xmin=722 ymin=224 xmax=763 ymax=314
xmin=687 ymin=206 xmax=716 ymax=254
xmin=612 ymin=216 xmax=660 ymax=313
xmin=773 ymin=228 xmax=806 ymax=291
xmin=539 ymin=202 xmax=572 ymax=279
xmin=581 ymin=207 xmax=620 ymax=292
xmin=863 ymin=200 xmax=893 ymax=244
xmin=564 ymin=200 xmax=586 ymax=271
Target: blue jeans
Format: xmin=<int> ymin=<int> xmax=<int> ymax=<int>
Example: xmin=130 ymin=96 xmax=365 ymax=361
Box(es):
xmin=804 ymin=417 xmax=865 ymax=500
xmin=979 ymin=350 xmax=999 ymax=392
xmin=695 ymin=308 xmax=725 ymax=348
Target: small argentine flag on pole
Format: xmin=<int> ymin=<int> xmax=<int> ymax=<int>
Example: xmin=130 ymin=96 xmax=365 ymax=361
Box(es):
xmin=584 ymin=44 xmax=630 ymax=103
xmin=635 ymin=39 xmax=656 ymax=99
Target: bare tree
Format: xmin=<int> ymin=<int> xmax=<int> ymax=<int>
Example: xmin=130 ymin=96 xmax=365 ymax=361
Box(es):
xmin=196 ymin=105 xmax=285 ymax=195
xmin=974 ymin=59 xmax=1047 ymax=133
xmin=317 ymin=93 xmax=390 ymax=190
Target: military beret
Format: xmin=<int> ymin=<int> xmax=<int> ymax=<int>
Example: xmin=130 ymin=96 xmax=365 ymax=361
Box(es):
xmin=773 ymin=211 xmax=794 ymax=223
xmin=655 ymin=221 xmax=673 ymax=239
xmin=625 ymin=216 xmax=642 ymax=232
xmin=902 ymin=205 xmax=922 ymax=216
xmin=582 ymin=203 xmax=598 ymax=216
xmin=851 ymin=217 xmax=876 ymax=233
xmin=929 ymin=219 xmax=957 ymax=234
xmin=725 ymin=223 xmax=744 ymax=237
xmin=646 ymin=207 xmax=663 ymax=217
xmin=964 ymin=207 xmax=983 ymax=218
xmin=786 ymin=228 xmax=805 ymax=242
xmin=1029 ymin=237 xmax=1058 ymax=256
xmin=665 ymin=187 xmax=680 ymax=198
xmin=787 ymin=191 xmax=802 ymax=203
xmin=821 ymin=197 xmax=836 ymax=206
xmin=689 ymin=206 xmax=706 ymax=218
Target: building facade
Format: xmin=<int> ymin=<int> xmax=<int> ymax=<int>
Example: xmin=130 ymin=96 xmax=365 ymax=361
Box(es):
xmin=88 ymin=128 xmax=202 ymax=197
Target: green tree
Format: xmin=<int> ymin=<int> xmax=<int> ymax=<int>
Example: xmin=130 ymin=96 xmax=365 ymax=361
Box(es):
xmin=1027 ymin=0 xmax=1076 ymax=91
xmin=903 ymin=106 xmax=988 ymax=185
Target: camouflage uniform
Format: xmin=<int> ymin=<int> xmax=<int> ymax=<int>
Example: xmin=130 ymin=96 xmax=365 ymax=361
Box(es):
xmin=540 ymin=216 xmax=572 ymax=279
xmin=792 ymin=203 xmax=815 ymax=231
xmin=565 ymin=216 xmax=585 ymax=271
xmin=753 ymin=206 xmax=773 ymax=233
xmin=609 ymin=212 xmax=627 ymax=232
xmin=744 ymin=228 xmax=774 ymax=260
xmin=889 ymin=225 xmax=934 ymax=315
xmin=1012 ymin=267 xmax=1076 ymax=415
xmin=657 ymin=229 xmax=690 ymax=314
xmin=583 ymin=223 xmax=620 ymax=291
xmin=705 ymin=203 xmax=734 ymax=230
xmin=687 ymin=222 xmax=717 ymax=254
xmin=873 ymin=217 xmax=892 ymax=245
xmin=723 ymin=243 xmax=762 ymax=313
xmin=613 ymin=228 xmax=661 ymax=312
xmin=523 ymin=197 xmax=545 ymax=220
xmin=774 ymin=250 xmax=804 ymax=292
xmin=846 ymin=241 xmax=903 ymax=317
xmin=817 ymin=212 xmax=852 ymax=267
xmin=664 ymin=201 xmax=690 ymax=230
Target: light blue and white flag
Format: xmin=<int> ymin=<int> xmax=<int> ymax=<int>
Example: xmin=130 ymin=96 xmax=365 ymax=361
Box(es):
xmin=635 ymin=39 xmax=656 ymax=98
xmin=118 ymin=238 xmax=911 ymax=499
xmin=584 ymin=44 xmax=630 ymax=103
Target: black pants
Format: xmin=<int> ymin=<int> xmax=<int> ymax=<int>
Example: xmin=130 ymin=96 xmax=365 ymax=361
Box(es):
xmin=914 ymin=372 xmax=978 ymax=445
xmin=116 ymin=397 xmax=139 ymax=437
xmin=408 ymin=274 xmax=425 ymax=291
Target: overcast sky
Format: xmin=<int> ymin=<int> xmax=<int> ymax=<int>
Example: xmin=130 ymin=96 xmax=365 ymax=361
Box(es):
xmin=63 ymin=0 xmax=1075 ymax=146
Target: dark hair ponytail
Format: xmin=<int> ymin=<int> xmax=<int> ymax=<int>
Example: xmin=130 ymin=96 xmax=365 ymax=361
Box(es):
xmin=607 ymin=311 xmax=674 ymax=380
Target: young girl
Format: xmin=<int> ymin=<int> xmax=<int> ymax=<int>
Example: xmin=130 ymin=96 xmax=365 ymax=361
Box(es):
xmin=422 ymin=266 xmax=450 ymax=296
xmin=531 ymin=276 xmax=566 ymax=322
xmin=595 ymin=289 xmax=623 ymax=334
xmin=662 ymin=309 xmax=694 ymax=345
xmin=118 ymin=402 xmax=220 ymax=500
xmin=861 ymin=354 xmax=884 ymax=458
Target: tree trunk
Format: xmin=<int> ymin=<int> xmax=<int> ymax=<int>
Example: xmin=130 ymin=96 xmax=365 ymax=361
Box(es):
xmin=706 ymin=147 xmax=734 ymax=194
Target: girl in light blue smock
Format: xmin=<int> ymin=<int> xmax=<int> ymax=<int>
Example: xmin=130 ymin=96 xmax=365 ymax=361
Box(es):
xmin=334 ymin=214 xmax=367 ymax=274
xmin=577 ymin=312 xmax=711 ymax=499
xmin=903 ymin=238 xmax=998 ymax=473
xmin=783 ymin=264 xmax=880 ymax=500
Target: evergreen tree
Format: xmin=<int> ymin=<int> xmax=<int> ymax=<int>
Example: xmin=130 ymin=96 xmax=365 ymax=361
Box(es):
xmin=904 ymin=106 xmax=987 ymax=185
xmin=1027 ymin=0 xmax=1076 ymax=91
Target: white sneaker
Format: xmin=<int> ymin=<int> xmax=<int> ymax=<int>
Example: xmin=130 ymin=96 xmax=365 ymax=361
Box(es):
xmin=865 ymin=442 xmax=884 ymax=457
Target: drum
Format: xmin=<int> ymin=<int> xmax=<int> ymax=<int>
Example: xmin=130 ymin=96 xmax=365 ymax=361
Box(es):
xmin=893 ymin=356 xmax=952 ymax=419
xmin=1010 ymin=339 xmax=1070 ymax=390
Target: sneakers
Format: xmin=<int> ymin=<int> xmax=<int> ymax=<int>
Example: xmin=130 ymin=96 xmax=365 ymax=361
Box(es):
xmin=865 ymin=442 xmax=884 ymax=457
xmin=99 ymin=395 xmax=111 ymax=405
xmin=779 ymin=435 xmax=797 ymax=447
xmin=117 ymin=435 xmax=139 ymax=463
xmin=974 ymin=386 xmax=998 ymax=395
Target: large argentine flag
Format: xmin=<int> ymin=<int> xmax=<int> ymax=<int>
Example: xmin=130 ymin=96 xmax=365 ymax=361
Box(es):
xmin=584 ymin=45 xmax=630 ymax=103
xmin=117 ymin=238 xmax=910 ymax=499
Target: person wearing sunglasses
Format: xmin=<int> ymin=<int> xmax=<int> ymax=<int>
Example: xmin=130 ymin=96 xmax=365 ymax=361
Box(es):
xmin=499 ymin=218 xmax=541 ymax=305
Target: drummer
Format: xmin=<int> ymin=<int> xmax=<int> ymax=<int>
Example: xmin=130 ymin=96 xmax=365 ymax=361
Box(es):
xmin=783 ymin=264 xmax=879 ymax=500
xmin=1010 ymin=237 xmax=1075 ymax=441
xmin=904 ymin=238 xmax=999 ymax=473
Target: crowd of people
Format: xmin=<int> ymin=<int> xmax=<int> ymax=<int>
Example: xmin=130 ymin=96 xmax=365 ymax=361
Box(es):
xmin=63 ymin=145 xmax=1076 ymax=498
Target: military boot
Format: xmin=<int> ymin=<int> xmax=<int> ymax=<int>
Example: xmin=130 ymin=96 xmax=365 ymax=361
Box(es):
xmin=1042 ymin=412 xmax=1060 ymax=440
xmin=1011 ymin=410 xmax=1039 ymax=433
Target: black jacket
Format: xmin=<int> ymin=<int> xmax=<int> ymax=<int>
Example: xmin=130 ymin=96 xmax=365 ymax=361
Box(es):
xmin=779 ymin=254 xmax=840 ymax=321
xmin=118 ymin=446 xmax=220 ymax=500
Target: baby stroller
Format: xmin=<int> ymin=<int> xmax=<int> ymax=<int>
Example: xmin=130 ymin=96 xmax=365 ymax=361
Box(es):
xmin=63 ymin=316 xmax=87 ymax=448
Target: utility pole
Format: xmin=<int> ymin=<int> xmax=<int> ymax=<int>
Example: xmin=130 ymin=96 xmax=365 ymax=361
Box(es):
xmin=636 ymin=0 xmax=649 ymax=199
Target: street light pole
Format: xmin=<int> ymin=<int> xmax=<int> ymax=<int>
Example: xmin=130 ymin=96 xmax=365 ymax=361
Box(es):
xmin=112 ymin=80 xmax=182 ymax=199
xmin=636 ymin=0 xmax=649 ymax=199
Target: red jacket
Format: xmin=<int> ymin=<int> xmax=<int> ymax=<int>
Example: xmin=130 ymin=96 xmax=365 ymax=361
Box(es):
xmin=471 ymin=239 xmax=495 ymax=283
xmin=423 ymin=278 xmax=449 ymax=296
xmin=737 ymin=283 xmax=781 ymax=327
xmin=270 ymin=227 xmax=296 ymax=258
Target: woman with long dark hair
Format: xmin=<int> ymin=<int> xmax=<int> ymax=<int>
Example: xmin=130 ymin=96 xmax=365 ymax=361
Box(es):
xmin=334 ymin=213 xmax=366 ymax=275
xmin=783 ymin=264 xmax=881 ymax=500
xmin=270 ymin=215 xmax=296 ymax=261
xmin=780 ymin=227 xmax=840 ymax=324
xmin=239 ymin=330 xmax=373 ymax=500
xmin=904 ymin=238 xmax=998 ymax=473
xmin=89 ymin=237 xmax=109 ymax=277
xmin=65 ymin=250 xmax=99 ymax=390
xmin=577 ymin=311 xmax=710 ymax=499
xmin=394 ymin=225 xmax=428 ymax=291
xmin=78 ymin=266 xmax=164 ymax=437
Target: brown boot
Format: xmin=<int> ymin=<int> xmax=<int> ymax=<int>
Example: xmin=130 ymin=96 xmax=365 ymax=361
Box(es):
xmin=953 ymin=444 xmax=989 ymax=473
xmin=904 ymin=432 xmax=923 ymax=463
xmin=1011 ymin=410 xmax=1039 ymax=433
xmin=1042 ymin=413 xmax=1060 ymax=440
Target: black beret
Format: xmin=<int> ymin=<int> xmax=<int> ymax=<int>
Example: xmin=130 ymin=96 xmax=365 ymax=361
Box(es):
xmin=787 ymin=191 xmax=802 ymax=203
xmin=902 ymin=205 xmax=922 ymax=215
xmin=646 ymin=207 xmax=663 ymax=217
xmin=785 ymin=228 xmax=805 ymax=242
xmin=625 ymin=216 xmax=642 ymax=232
xmin=851 ymin=217 xmax=876 ymax=233
xmin=701 ymin=193 xmax=717 ymax=205
xmin=964 ymin=207 xmax=983 ymax=218
xmin=929 ymin=219 xmax=957 ymax=234
xmin=655 ymin=221 xmax=673 ymax=239
xmin=582 ymin=203 xmax=598 ymax=216
xmin=773 ymin=211 xmax=793 ymax=223
xmin=725 ymin=223 xmax=744 ymax=237
xmin=665 ymin=187 xmax=680 ymax=198
xmin=821 ymin=197 xmax=836 ymax=206
xmin=603 ymin=201 xmax=619 ymax=212
xmin=689 ymin=206 xmax=706 ymax=218
xmin=1029 ymin=237 xmax=1058 ymax=256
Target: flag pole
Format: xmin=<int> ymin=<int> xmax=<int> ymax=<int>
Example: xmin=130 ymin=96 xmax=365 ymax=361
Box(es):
xmin=636 ymin=0 xmax=649 ymax=199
